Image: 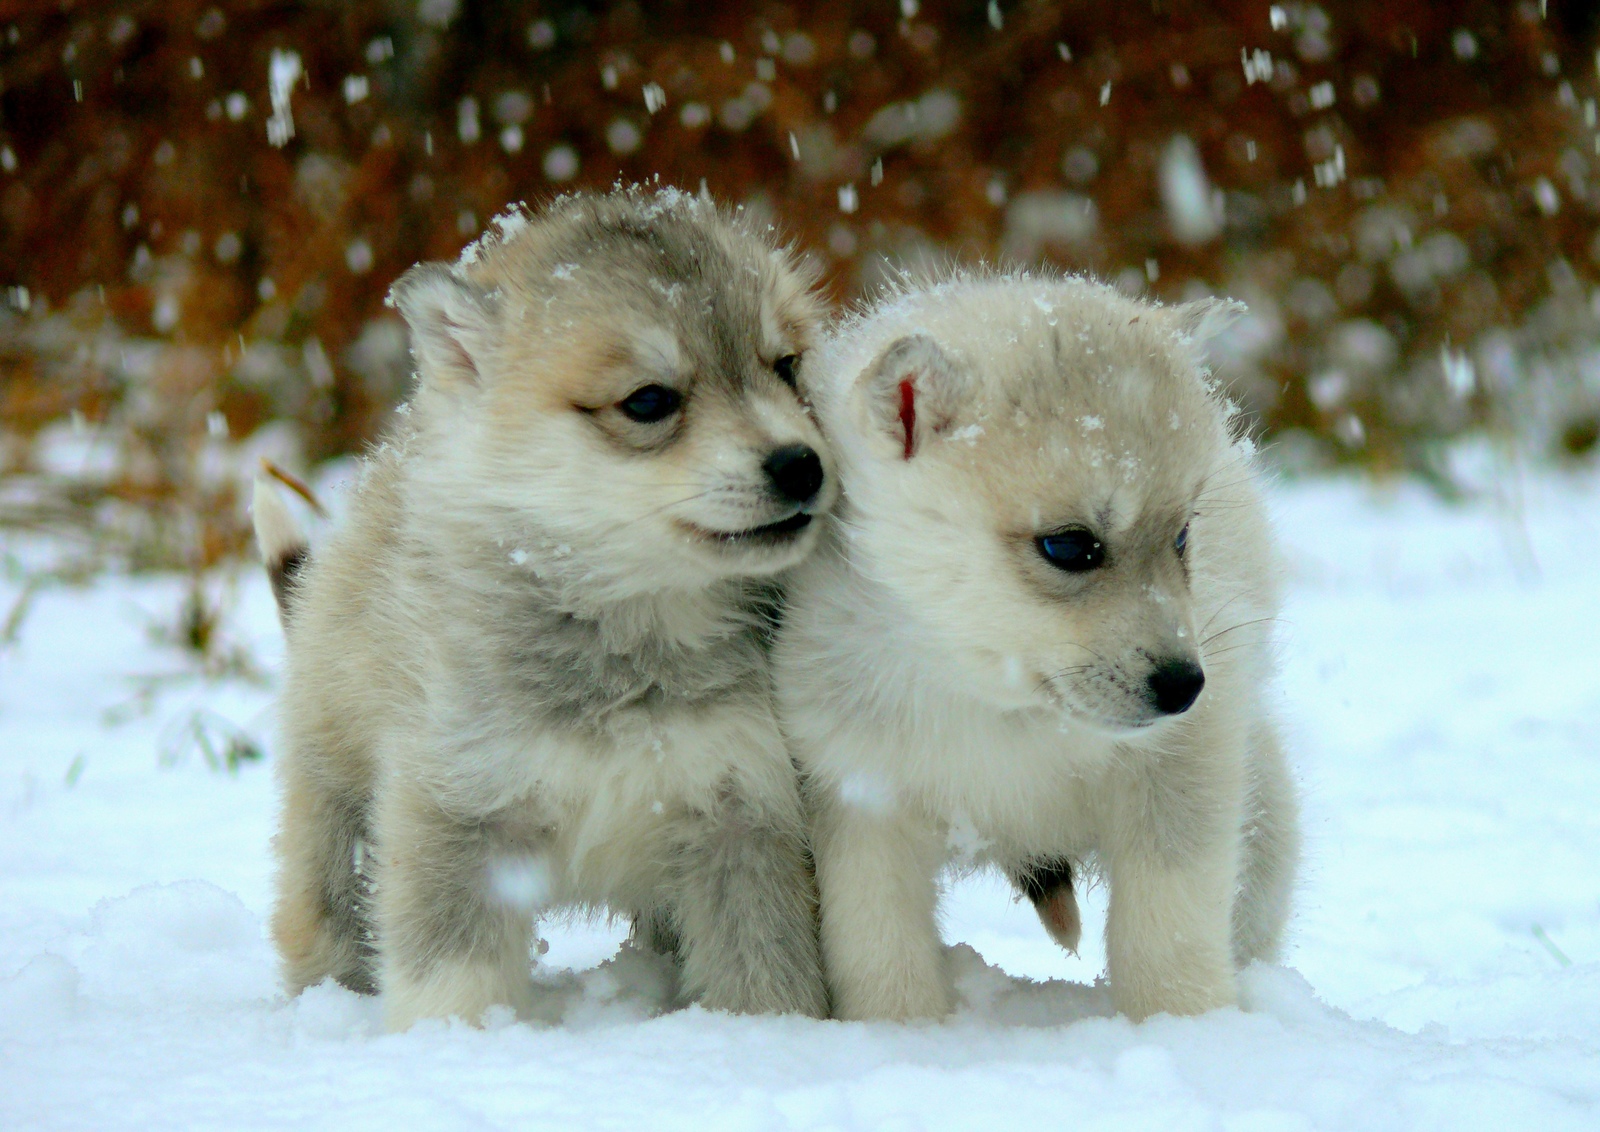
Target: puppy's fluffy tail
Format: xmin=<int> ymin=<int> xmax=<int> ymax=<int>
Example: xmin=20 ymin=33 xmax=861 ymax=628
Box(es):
xmin=252 ymin=474 xmax=309 ymax=622
xmin=1015 ymin=858 xmax=1082 ymax=954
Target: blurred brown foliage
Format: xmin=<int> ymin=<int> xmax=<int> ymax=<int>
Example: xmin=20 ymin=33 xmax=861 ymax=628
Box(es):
xmin=3 ymin=1 xmax=1600 ymax=571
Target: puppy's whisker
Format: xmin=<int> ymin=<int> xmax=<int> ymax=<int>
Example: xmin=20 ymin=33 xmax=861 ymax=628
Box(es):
xmin=1058 ymin=642 xmax=1110 ymax=666
xmin=1193 ymin=474 xmax=1253 ymax=498
xmin=1034 ymin=665 xmax=1095 ymax=694
xmin=573 ymin=489 xmax=719 ymax=544
xmin=639 ymin=489 xmax=731 ymax=520
xmin=1198 ymin=591 xmax=1251 ymax=638
xmin=1200 ymin=616 xmax=1284 ymax=650
xmin=1197 ymin=641 xmax=1259 ymax=660
xmin=589 ymin=473 xmax=705 ymax=488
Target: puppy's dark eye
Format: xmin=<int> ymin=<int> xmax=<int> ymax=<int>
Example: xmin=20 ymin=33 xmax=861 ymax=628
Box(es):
xmin=1175 ymin=523 xmax=1189 ymax=558
xmin=618 ymin=384 xmax=683 ymax=423
xmin=1037 ymin=528 xmax=1105 ymax=573
xmin=773 ymin=354 xmax=800 ymax=389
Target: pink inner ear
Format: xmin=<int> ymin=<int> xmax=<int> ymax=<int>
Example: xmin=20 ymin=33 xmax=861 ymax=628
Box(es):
xmin=898 ymin=377 xmax=916 ymax=460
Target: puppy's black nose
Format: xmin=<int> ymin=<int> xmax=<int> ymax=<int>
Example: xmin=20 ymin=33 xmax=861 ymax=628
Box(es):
xmin=763 ymin=444 xmax=824 ymax=504
xmin=1147 ymin=659 xmax=1205 ymax=715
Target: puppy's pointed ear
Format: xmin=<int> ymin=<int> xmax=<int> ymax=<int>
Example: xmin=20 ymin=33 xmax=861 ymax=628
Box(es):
xmin=856 ymin=334 xmax=967 ymax=460
xmin=387 ymin=263 xmax=497 ymax=388
xmin=1170 ymin=296 xmax=1246 ymax=348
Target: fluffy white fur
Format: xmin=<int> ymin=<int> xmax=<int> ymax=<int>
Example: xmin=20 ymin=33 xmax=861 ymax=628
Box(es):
xmin=774 ymin=272 xmax=1299 ymax=1022
xmin=261 ymin=188 xmax=836 ymax=1030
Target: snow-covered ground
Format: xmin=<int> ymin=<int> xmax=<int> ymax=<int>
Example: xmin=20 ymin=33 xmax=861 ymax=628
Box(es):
xmin=2 ymin=467 xmax=1597 ymax=1130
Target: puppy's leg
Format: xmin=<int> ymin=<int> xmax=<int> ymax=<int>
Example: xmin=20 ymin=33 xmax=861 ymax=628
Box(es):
xmin=629 ymin=906 xmax=682 ymax=959
xmin=1013 ymin=858 xmax=1082 ymax=953
xmin=1102 ymin=728 xmax=1245 ymax=1020
xmin=1232 ymin=718 xmax=1299 ymax=965
xmin=667 ymin=779 xmax=828 ymax=1019
xmin=811 ymin=789 xmax=950 ymax=1021
xmin=270 ymin=765 xmax=377 ymax=995
xmin=373 ymin=781 xmax=538 ymax=1031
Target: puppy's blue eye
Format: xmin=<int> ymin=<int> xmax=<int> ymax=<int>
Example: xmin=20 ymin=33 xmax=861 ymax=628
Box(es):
xmin=1175 ymin=523 xmax=1189 ymax=558
xmin=1037 ymin=528 xmax=1105 ymax=573
xmin=773 ymin=354 xmax=800 ymax=389
xmin=619 ymin=384 xmax=682 ymax=423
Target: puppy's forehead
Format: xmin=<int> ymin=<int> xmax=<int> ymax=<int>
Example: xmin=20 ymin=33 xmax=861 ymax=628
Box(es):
xmin=628 ymin=323 xmax=684 ymax=377
xmin=625 ymin=223 xmax=812 ymax=356
xmin=758 ymin=289 xmax=785 ymax=356
xmin=1100 ymin=482 xmax=1145 ymax=535
xmin=977 ymin=379 xmax=1214 ymax=532
xmin=476 ymin=197 xmax=824 ymax=402
xmin=1067 ymin=424 xmax=1213 ymax=515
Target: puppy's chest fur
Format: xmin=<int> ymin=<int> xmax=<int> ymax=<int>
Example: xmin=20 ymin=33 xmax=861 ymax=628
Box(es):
xmin=403 ymin=551 xmax=785 ymax=807
xmin=489 ymin=582 xmax=777 ymax=731
xmin=881 ymin=697 xmax=1110 ymax=857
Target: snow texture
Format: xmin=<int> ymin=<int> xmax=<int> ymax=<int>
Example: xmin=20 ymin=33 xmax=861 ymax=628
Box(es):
xmin=2 ymin=470 xmax=1598 ymax=1129
xmin=1159 ymin=135 xmax=1221 ymax=245
xmin=265 ymin=49 xmax=302 ymax=149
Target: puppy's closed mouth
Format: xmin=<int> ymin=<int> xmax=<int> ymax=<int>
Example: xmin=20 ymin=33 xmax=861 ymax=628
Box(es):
xmin=684 ymin=511 xmax=814 ymax=546
xmin=1042 ymin=681 xmax=1161 ymax=733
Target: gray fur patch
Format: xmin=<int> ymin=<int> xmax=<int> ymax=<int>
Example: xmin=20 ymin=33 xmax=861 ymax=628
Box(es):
xmin=490 ymin=579 xmax=782 ymax=732
xmin=666 ymin=783 xmax=828 ymax=1018
xmin=317 ymin=790 xmax=378 ymax=994
xmin=268 ymin=546 xmax=308 ymax=620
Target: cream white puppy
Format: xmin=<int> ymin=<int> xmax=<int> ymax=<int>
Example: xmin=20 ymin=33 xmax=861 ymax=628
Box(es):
xmin=775 ymin=272 xmax=1298 ymax=1022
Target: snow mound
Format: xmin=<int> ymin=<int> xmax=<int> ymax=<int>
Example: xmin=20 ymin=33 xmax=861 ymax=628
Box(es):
xmin=2 ymin=468 xmax=1599 ymax=1127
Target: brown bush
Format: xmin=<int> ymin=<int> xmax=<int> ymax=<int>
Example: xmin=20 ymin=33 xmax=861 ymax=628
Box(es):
xmin=2 ymin=1 xmax=1598 ymax=570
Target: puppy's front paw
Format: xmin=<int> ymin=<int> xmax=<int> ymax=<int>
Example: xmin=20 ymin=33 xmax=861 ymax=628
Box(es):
xmin=693 ymin=964 xmax=830 ymax=1020
xmin=1112 ymin=965 xmax=1236 ymax=1022
xmin=832 ymin=962 xmax=952 ymax=1022
xmin=381 ymin=957 xmax=536 ymax=1032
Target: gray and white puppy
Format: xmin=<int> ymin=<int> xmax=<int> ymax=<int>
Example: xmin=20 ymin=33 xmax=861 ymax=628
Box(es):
xmin=254 ymin=188 xmax=835 ymax=1029
xmin=774 ymin=271 xmax=1298 ymax=1022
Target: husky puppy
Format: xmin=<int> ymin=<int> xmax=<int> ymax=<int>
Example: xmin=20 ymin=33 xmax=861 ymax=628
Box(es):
xmin=254 ymin=188 xmax=836 ymax=1029
xmin=774 ymin=273 xmax=1298 ymax=1022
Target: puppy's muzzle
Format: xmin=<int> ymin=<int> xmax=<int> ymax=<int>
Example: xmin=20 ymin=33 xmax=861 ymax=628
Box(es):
xmin=763 ymin=444 xmax=825 ymax=506
xmin=1147 ymin=658 xmax=1205 ymax=715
